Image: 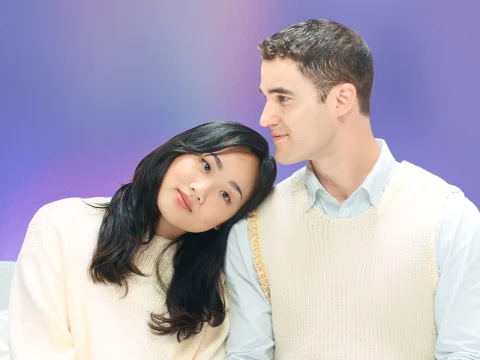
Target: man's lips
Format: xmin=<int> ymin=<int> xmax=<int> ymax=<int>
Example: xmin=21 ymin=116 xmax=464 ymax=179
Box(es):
xmin=271 ymin=133 xmax=289 ymax=141
xmin=177 ymin=190 xmax=192 ymax=212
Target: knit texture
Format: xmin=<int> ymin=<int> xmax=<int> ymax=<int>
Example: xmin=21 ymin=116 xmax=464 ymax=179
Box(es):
xmin=248 ymin=161 xmax=455 ymax=359
xmin=9 ymin=198 xmax=228 ymax=360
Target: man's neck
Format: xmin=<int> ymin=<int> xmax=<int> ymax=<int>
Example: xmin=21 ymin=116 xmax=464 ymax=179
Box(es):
xmin=310 ymin=132 xmax=381 ymax=204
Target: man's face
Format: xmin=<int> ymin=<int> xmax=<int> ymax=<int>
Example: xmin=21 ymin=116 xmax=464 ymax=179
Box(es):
xmin=259 ymin=58 xmax=337 ymax=165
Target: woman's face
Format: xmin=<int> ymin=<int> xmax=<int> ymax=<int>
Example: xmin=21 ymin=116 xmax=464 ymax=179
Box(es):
xmin=156 ymin=147 xmax=259 ymax=239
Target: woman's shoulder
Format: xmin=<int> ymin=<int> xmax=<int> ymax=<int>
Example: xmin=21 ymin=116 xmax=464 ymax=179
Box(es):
xmin=25 ymin=197 xmax=110 ymax=255
xmin=38 ymin=197 xmax=109 ymax=215
xmin=32 ymin=197 xmax=110 ymax=229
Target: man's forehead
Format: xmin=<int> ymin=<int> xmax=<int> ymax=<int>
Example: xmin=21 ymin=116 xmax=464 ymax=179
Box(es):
xmin=261 ymin=58 xmax=299 ymax=80
xmin=260 ymin=60 xmax=301 ymax=92
xmin=261 ymin=58 xmax=297 ymax=72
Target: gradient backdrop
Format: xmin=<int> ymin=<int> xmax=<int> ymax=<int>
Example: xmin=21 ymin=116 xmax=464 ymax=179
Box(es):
xmin=1 ymin=1 xmax=479 ymax=260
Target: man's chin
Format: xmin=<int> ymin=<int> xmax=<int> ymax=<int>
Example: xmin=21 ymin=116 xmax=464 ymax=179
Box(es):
xmin=274 ymin=152 xmax=302 ymax=165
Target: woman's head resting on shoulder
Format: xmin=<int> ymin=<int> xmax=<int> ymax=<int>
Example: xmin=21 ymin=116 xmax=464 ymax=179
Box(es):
xmin=157 ymin=128 xmax=269 ymax=239
xmin=90 ymin=121 xmax=276 ymax=340
xmin=126 ymin=120 xmax=276 ymax=238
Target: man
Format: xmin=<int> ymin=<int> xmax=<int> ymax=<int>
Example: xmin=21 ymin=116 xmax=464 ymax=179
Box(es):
xmin=225 ymin=19 xmax=480 ymax=359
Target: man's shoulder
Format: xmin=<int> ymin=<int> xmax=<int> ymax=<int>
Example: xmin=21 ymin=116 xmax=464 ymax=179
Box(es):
xmin=406 ymin=161 xmax=462 ymax=195
xmin=275 ymin=166 xmax=307 ymax=188
xmin=254 ymin=166 xmax=308 ymax=211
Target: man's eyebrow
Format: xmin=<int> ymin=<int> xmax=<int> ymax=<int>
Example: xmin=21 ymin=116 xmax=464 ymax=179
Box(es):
xmin=259 ymin=87 xmax=295 ymax=96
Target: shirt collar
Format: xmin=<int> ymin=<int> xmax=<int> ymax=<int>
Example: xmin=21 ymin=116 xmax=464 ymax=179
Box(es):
xmin=303 ymin=139 xmax=397 ymax=211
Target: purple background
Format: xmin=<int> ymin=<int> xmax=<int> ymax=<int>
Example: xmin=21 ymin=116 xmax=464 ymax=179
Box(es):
xmin=1 ymin=1 xmax=479 ymax=260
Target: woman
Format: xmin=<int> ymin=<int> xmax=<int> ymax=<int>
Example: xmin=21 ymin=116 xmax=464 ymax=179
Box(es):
xmin=9 ymin=121 xmax=277 ymax=359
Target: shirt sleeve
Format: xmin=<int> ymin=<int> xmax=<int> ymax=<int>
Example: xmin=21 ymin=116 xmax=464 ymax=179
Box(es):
xmin=224 ymin=219 xmax=274 ymax=360
xmin=434 ymin=192 xmax=480 ymax=359
xmin=9 ymin=204 xmax=75 ymax=359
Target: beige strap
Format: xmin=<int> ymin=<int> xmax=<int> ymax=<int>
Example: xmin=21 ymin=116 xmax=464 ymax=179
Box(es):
xmin=247 ymin=210 xmax=271 ymax=303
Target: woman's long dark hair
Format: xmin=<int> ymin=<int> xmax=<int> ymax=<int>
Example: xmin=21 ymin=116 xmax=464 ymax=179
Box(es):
xmin=88 ymin=121 xmax=276 ymax=341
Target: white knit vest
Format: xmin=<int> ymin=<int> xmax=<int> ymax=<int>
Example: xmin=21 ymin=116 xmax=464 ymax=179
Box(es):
xmin=247 ymin=161 xmax=457 ymax=360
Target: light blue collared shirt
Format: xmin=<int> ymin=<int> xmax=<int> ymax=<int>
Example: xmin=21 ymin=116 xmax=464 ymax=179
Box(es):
xmin=225 ymin=140 xmax=480 ymax=360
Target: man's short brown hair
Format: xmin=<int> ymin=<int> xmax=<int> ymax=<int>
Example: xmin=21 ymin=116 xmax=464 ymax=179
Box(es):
xmin=259 ymin=19 xmax=374 ymax=115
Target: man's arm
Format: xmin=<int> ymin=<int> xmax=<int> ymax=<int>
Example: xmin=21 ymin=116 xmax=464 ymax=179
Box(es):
xmin=434 ymin=191 xmax=480 ymax=359
xmin=225 ymin=219 xmax=274 ymax=359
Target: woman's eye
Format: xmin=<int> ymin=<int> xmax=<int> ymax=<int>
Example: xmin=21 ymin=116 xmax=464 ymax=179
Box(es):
xmin=202 ymin=159 xmax=211 ymax=173
xmin=221 ymin=191 xmax=231 ymax=204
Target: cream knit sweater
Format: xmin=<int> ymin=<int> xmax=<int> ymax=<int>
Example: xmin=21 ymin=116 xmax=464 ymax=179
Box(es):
xmin=9 ymin=198 xmax=228 ymax=360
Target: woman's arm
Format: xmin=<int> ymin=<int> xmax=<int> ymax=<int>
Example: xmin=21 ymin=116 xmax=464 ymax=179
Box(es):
xmin=9 ymin=204 xmax=74 ymax=359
